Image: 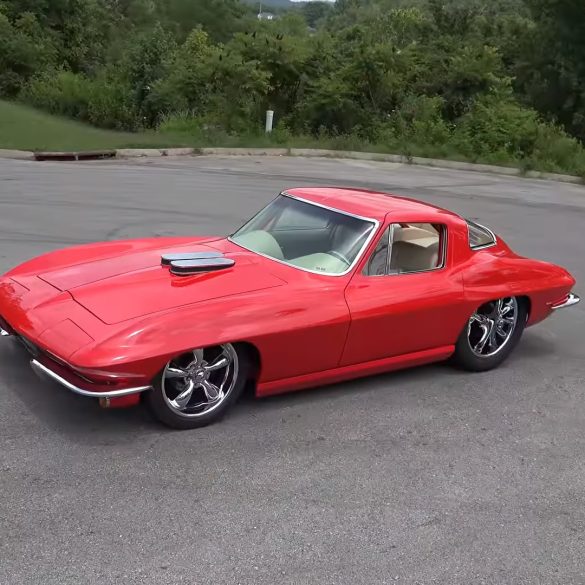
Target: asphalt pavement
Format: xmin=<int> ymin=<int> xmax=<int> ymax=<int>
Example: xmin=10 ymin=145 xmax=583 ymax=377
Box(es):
xmin=0 ymin=155 xmax=584 ymax=585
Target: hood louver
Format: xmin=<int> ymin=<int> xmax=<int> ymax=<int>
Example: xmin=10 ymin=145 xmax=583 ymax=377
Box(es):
xmin=161 ymin=251 xmax=235 ymax=276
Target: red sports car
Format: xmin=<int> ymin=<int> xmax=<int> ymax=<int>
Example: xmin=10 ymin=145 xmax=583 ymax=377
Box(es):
xmin=0 ymin=188 xmax=579 ymax=428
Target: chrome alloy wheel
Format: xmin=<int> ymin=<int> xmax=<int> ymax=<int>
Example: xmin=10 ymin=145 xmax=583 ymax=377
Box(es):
xmin=467 ymin=297 xmax=518 ymax=358
xmin=161 ymin=344 xmax=239 ymax=417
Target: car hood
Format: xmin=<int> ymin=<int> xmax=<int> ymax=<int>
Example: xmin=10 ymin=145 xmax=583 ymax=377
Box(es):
xmin=33 ymin=238 xmax=287 ymax=324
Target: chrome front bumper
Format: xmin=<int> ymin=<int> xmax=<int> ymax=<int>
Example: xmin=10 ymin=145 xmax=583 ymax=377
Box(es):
xmin=551 ymin=293 xmax=580 ymax=310
xmin=30 ymin=359 xmax=152 ymax=399
xmin=1 ymin=323 xmax=151 ymax=398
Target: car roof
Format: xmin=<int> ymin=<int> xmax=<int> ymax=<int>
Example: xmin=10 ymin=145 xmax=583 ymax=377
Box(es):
xmin=284 ymin=187 xmax=460 ymax=223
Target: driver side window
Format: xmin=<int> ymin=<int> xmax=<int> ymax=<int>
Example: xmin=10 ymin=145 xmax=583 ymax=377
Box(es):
xmin=364 ymin=227 xmax=390 ymax=276
xmin=364 ymin=223 xmax=446 ymax=276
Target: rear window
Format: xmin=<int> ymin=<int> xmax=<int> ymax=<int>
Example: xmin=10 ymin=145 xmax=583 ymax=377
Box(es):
xmin=466 ymin=220 xmax=496 ymax=249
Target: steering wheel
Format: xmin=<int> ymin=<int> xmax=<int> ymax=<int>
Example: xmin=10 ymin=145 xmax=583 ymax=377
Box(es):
xmin=328 ymin=250 xmax=351 ymax=266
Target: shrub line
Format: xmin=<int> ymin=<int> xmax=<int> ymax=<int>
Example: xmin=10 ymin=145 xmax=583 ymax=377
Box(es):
xmin=0 ymin=146 xmax=582 ymax=186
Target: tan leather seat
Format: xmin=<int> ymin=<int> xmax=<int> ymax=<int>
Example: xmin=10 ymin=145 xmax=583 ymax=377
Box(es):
xmin=390 ymin=240 xmax=439 ymax=273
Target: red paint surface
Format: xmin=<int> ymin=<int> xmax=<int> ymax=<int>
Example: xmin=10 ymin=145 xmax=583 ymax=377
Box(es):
xmin=0 ymin=189 xmax=577 ymax=402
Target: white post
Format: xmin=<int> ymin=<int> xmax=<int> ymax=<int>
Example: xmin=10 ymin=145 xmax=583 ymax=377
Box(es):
xmin=265 ymin=110 xmax=274 ymax=133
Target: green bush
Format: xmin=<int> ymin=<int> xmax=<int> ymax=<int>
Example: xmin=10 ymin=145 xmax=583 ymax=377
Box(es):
xmin=22 ymin=70 xmax=140 ymax=131
xmin=0 ymin=11 xmax=57 ymax=97
xmin=453 ymin=94 xmax=585 ymax=174
xmin=528 ymin=124 xmax=585 ymax=176
xmin=384 ymin=95 xmax=452 ymax=146
xmin=22 ymin=71 xmax=93 ymax=120
xmin=454 ymin=95 xmax=539 ymax=160
xmin=158 ymin=111 xmax=205 ymax=134
xmin=86 ymin=76 xmax=140 ymax=131
xmin=158 ymin=112 xmax=242 ymax=145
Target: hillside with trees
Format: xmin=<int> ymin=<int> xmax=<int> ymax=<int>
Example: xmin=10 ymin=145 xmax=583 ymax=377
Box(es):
xmin=2 ymin=0 xmax=585 ymax=174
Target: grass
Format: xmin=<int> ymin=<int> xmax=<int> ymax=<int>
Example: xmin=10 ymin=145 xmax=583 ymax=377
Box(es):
xmin=0 ymin=100 xmax=190 ymax=151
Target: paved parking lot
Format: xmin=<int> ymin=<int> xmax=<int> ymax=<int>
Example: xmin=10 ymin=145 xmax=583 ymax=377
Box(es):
xmin=0 ymin=155 xmax=584 ymax=584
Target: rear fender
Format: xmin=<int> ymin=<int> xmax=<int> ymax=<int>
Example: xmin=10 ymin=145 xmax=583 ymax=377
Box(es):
xmin=462 ymin=253 xmax=575 ymax=326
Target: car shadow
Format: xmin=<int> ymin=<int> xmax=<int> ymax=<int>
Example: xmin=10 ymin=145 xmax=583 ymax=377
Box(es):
xmin=236 ymin=329 xmax=558 ymax=417
xmin=514 ymin=328 xmax=559 ymax=359
xmin=1 ymin=329 xmax=557 ymax=443
xmin=1 ymin=341 xmax=162 ymax=444
xmin=239 ymin=362 xmax=452 ymax=411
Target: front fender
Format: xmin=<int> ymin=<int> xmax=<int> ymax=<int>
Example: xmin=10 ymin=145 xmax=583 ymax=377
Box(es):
xmin=71 ymin=282 xmax=351 ymax=384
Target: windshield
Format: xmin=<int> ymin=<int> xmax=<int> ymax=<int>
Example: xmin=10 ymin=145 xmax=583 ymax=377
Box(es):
xmin=231 ymin=195 xmax=376 ymax=275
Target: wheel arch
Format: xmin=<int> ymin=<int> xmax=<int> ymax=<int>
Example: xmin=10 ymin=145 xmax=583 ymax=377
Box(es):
xmin=517 ymin=295 xmax=532 ymax=322
xmin=234 ymin=340 xmax=262 ymax=383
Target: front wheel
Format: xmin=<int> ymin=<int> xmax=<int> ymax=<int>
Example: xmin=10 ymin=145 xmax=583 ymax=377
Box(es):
xmin=451 ymin=297 xmax=527 ymax=372
xmin=147 ymin=343 xmax=248 ymax=429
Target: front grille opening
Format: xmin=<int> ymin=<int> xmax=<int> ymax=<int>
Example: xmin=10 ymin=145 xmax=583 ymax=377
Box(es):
xmin=0 ymin=315 xmax=15 ymax=335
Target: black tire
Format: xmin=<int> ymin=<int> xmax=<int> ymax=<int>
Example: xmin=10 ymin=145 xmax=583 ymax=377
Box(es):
xmin=451 ymin=297 xmax=527 ymax=372
xmin=146 ymin=343 xmax=249 ymax=429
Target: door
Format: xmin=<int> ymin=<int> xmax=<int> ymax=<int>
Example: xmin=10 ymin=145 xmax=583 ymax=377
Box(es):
xmin=340 ymin=222 xmax=466 ymax=366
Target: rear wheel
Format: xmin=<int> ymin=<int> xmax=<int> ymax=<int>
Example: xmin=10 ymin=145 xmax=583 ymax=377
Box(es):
xmin=147 ymin=343 xmax=248 ymax=429
xmin=452 ymin=296 xmax=527 ymax=372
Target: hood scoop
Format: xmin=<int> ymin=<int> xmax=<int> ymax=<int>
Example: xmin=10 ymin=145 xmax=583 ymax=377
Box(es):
xmin=161 ymin=251 xmax=235 ymax=276
xmin=170 ymin=258 xmax=235 ymax=275
xmin=161 ymin=251 xmax=223 ymax=265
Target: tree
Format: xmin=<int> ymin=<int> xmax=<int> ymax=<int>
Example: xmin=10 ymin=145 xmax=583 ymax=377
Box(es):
xmin=517 ymin=0 xmax=585 ymax=141
xmin=123 ymin=23 xmax=177 ymax=123
xmin=0 ymin=9 xmax=56 ymax=96
xmin=300 ymin=1 xmax=332 ymax=28
xmin=159 ymin=0 xmax=247 ymax=41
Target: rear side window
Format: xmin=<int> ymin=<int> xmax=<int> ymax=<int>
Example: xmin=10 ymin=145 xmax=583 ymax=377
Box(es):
xmin=467 ymin=220 xmax=496 ymax=249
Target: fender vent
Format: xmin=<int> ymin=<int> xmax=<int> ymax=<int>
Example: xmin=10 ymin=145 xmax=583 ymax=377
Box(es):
xmin=169 ymin=257 xmax=235 ymax=276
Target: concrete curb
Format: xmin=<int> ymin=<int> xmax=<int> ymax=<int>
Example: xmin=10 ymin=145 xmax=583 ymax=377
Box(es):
xmin=116 ymin=148 xmax=164 ymax=158
xmin=0 ymin=149 xmax=35 ymax=160
xmin=160 ymin=147 xmax=197 ymax=157
xmin=289 ymin=148 xmax=584 ymax=185
xmin=199 ymin=147 xmax=289 ymax=156
xmin=1 ymin=146 xmax=582 ymax=185
xmin=194 ymin=147 xmax=584 ymax=185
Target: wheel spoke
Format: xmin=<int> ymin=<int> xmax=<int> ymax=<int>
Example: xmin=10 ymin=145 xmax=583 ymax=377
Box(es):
xmin=473 ymin=322 xmax=492 ymax=354
xmin=494 ymin=298 xmax=504 ymax=317
xmin=200 ymin=379 xmax=222 ymax=402
xmin=488 ymin=322 xmax=499 ymax=348
xmin=166 ymin=366 xmax=189 ymax=379
xmin=171 ymin=379 xmax=195 ymax=409
xmin=470 ymin=313 xmax=489 ymax=325
xmin=205 ymin=353 xmax=230 ymax=372
xmin=191 ymin=348 xmax=204 ymax=366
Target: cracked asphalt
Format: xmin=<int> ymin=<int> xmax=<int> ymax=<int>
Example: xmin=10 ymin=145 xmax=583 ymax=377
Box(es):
xmin=0 ymin=155 xmax=584 ymax=585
